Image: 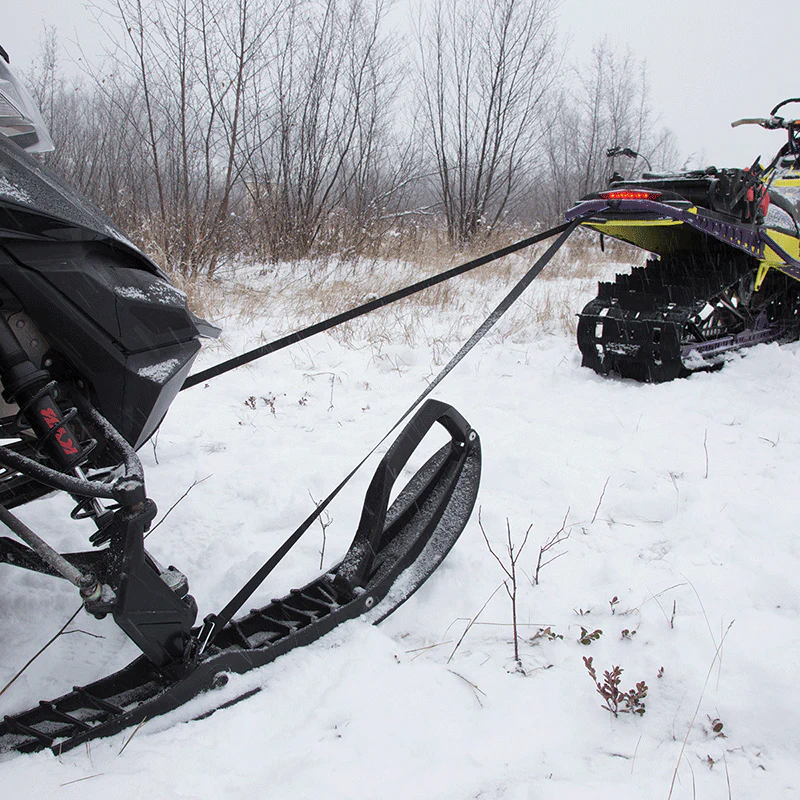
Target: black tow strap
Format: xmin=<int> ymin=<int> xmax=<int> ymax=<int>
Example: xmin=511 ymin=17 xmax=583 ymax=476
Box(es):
xmin=193 ymin=221 xmax=578 ymax=655
xmin=182 ymin=222 xmax=573 ymax=390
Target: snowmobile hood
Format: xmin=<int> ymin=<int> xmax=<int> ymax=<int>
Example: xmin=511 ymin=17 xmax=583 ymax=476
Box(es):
xmin=0 ymin=134 xmax=165 ymax=278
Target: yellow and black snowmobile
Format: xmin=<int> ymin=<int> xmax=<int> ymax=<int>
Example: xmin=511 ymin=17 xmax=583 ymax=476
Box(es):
xmin=568 ymin=98 xmax=800 ymax=382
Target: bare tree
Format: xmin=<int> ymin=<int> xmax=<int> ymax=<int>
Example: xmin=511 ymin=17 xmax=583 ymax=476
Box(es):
xmin=82 ymin=0 xmax=287 ymax=277
xmin=26 ymin=1 xmax=415 ymax=270
xmin=415 ymin=0 xmax=560 ymax=246
xmin=24 ymin=7 xmax=680 ymax=273
xmin=535 ymin=41 xmax=678 ymax=221
xmin=243 ymin=0 xmax=409 ymax=262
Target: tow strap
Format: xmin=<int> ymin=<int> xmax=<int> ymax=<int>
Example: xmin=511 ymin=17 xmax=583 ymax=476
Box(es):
xmin=193 ymin=220 xmax=578 ymax=654
xmin=182 ymin=221 xmax=573 ymax=390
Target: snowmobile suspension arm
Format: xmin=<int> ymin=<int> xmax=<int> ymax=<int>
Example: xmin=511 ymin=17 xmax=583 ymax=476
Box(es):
xmin=0 ymin=504 xmax=94 ymax=592
xmin=181 ymin=221 xmax=574 ymax=389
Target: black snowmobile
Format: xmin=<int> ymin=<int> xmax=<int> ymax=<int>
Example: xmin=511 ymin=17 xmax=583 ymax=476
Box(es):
xmin=0 ymin=54 xmax=481 ymax=753
xmin=568 ymin=98 xmax=800 ymax=382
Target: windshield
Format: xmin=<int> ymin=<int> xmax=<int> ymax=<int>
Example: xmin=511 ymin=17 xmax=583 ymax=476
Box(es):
xmin=0 ymin=54 xmax=54 ymax=153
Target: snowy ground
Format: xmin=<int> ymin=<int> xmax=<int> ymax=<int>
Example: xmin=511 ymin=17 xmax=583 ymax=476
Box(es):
xmin=1 ymin=255 xmax=799 ymax=798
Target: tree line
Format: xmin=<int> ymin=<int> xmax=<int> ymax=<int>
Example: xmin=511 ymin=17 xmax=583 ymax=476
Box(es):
xmin=24 ymin=0 xmax=677 ymax=277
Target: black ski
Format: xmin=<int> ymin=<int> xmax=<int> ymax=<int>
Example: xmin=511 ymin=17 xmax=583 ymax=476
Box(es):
xmin=0 ymin=399 xmax=480 ymax=755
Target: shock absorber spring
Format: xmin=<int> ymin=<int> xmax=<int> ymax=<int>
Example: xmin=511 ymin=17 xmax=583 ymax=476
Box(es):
xmin=0 ymin=313 xmax=93 ymax=470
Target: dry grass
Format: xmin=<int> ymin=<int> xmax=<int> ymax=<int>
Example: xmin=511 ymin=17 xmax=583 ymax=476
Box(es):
xmin=173 ymin=226 xmax=645 ymax=352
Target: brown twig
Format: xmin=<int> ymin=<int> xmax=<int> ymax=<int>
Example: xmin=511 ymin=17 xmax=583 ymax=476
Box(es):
xmin=723 ymin=751 xmax=732 ymax=800
xmin=60 ymin=774 xmax=105 ymax=787
xmin=118 ymin=716 xmax=148 ymax=756
xmin=0 ymin=604 xmax=82 ymax=699
xmin=309 ymin=491 xmax=334 ymax=569
xmin=533 ymin=508 xmax=570 ymax=586
xmin=62 ymin=629 xmax=105 ymax=640
xmin=151 ymin=427 xmax=160 ymax=465
xmin=405 ymin=641 xmax=453 ymax=661
xmin=447 ymin=669 xmax=487 ymax=706
xmin=447 ymin=583 xmax=504 ymax=664
xmin=145 ymin=475 xmax=212 ymax=538
xmin=591 ymin=477 xmax=610 ymax=524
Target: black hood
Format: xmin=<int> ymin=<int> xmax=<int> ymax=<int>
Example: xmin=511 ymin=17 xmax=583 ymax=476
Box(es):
xmin=0 ymin=134 xmax=165 ymax=277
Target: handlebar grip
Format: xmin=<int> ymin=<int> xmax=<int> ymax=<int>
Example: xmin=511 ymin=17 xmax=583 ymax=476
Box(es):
xmin=731 ymin=118 xmax=766 ymax=128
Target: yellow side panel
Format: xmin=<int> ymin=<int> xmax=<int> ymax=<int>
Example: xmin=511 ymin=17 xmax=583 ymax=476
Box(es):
xmin=763 ymin=230 xmax=800 ymax=262
xmin=583 ymin=219 xmax=700 ymax=254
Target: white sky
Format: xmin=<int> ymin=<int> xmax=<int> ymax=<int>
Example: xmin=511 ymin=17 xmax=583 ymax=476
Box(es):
xmin=1 ymin=0 xmax=797 ymax=168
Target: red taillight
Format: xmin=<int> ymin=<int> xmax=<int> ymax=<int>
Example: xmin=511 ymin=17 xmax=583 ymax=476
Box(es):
xmin=599 ymin=189 xmax=663 ymax=201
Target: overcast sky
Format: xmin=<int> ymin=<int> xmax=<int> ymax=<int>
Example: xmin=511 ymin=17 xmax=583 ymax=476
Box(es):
xmin=1 ymin=0 xmax=796 ymax=168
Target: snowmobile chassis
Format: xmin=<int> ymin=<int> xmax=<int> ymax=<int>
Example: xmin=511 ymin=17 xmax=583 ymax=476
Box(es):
xmin=569 ymin=198 xmax=800 ymax=381
xmin=572 ymin=98 xmax=800 ymax=381
xmin=567 ymin=197 xmax=800 ymax=380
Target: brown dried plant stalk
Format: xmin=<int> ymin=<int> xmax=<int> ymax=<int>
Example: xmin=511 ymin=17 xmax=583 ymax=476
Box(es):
xmin=479 ymin=509 xmax=531 ymax=669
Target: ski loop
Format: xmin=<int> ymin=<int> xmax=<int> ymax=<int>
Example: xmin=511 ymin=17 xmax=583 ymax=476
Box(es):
xmin=181 ymin=221 xmax=574 ymax=390
xmin=193 ymin=221 xmax=578 ymax=656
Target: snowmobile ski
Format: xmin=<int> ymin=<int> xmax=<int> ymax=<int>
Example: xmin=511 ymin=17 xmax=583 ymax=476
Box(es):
xmin=0 ymin=399 xmax=480 ymax=755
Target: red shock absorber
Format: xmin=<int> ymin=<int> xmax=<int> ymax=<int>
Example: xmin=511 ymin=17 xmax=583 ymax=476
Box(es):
xmin=0 ymin=314 xmax=91 ymax=470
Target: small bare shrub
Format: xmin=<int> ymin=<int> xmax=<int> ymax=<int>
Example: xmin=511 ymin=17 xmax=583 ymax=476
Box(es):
xmin=479 ymin=510 xmax=530 ymax=671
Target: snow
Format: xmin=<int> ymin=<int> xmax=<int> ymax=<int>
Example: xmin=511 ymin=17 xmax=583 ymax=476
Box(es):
xmin=1 ymin=257 xmax=800 ymax=798
xmin=114 ymin=281 xmax=187 ymax=305
xmin=137 ymin=358 xmax=182 ymax=383
xmin=0 ymin=176 xmax=33 ymax=206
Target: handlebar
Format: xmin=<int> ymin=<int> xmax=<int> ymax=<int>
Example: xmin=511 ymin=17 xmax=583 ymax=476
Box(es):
xmin=731 ymin=116 xmax=792 ymax=130
xmin=732 ymin=99 xmax=800 ymax=130
xmin=770 ymin=98 xmax=800 ymax=117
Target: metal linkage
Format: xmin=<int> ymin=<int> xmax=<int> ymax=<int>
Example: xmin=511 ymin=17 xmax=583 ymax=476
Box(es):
xmin=0 ymin=505 xmax=100 ymax=600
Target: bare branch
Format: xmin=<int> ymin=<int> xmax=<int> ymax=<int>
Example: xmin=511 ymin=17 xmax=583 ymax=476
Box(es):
xmin=591 ymin=477 xmax=610 ymax=524
xmin=0 ymin=605 xmax=82 ymax=698
xmin=145 ymin=474 xmax=212 ymax=538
